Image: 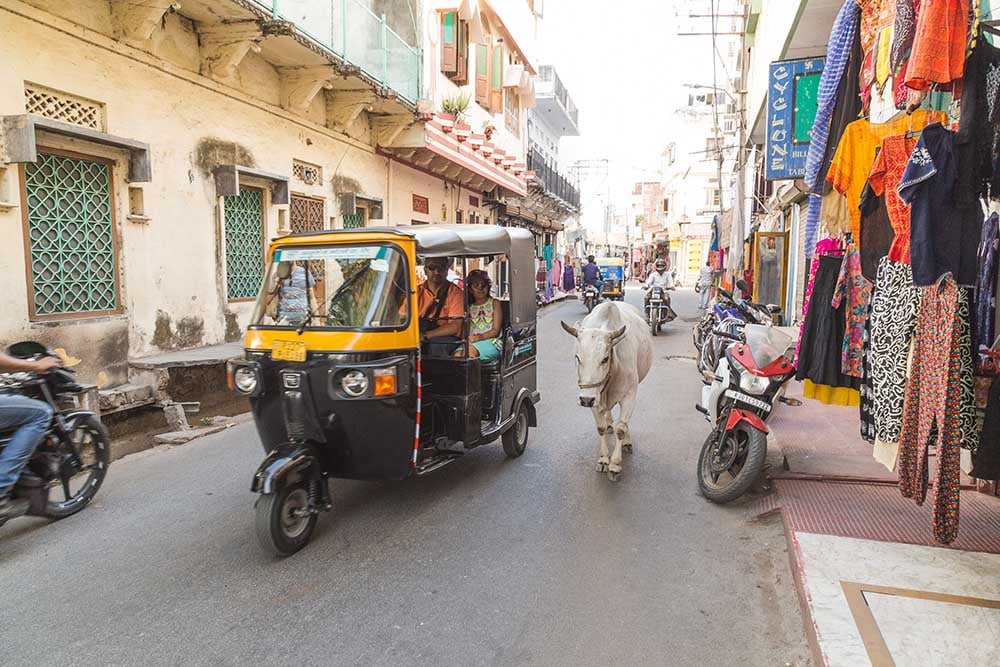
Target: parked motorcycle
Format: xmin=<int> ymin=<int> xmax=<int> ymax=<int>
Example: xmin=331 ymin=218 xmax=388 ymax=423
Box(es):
xmin=645 ymin=286 xmax=677 ymax=336
xmin=694 ymin=280 xmax=780 ymax=376
xmin=695 ymin=324 xmax=798 ymax=503
xmin=0 ymin=341 xmax=110 ymax=527
xmin=582 ymin=284 xmax=600 ymax=313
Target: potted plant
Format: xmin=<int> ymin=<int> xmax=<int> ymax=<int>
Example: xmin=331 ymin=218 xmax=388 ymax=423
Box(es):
xmin=482 ymin=119 xmax=496 ymax=141
xmin=441 ymin=92 xmax=471 ymax=124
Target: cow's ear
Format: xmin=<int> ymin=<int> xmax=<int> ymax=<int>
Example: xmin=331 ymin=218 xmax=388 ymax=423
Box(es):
xmin=560 ymin=320 xmax=578 ymax=337
xmin=610 ymin=325 xmax=627 ymax=345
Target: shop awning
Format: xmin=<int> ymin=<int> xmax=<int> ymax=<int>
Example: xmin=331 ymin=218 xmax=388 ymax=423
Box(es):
xmin=380 ymin=113 xmax=528 ymax=196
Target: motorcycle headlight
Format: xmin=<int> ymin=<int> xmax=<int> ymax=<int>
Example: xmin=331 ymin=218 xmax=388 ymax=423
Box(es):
xmin=340 ymin=369 xmax=369 ymax=397
xmin=233 ymin=365 xmax=258 ymax=395
xmin=739 ymin=371 xmax=770 ymax=395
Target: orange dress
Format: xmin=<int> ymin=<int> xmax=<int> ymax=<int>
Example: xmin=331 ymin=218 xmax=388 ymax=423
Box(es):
xmin=868 ymin=133 xmax=918 ymax=264
xmin=826 ymin=109 xmax=946 ymax=244
xmin=905 ymin=0 xmax=969 ymax=90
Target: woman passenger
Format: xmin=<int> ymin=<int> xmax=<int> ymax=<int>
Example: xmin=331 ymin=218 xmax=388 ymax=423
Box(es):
xmin=465 ymin=269 xmax=503 ymax=360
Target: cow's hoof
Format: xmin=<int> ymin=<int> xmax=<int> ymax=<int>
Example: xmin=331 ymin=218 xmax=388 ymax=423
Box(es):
xmin=623 ymin=442 xmax=633 ymax=453
xmin=596 ymin=461 xmax=609 ymax=472
xmin=607 ymin=470 xmax=621 ymax=482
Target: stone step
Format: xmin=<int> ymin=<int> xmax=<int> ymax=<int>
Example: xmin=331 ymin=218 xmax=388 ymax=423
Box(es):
xmin=98 ymin=382 xmax=156 ymax=414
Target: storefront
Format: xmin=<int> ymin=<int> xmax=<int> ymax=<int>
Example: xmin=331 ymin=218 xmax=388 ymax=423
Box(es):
xmin=793 ymin=0 xmax=1000 ymax=545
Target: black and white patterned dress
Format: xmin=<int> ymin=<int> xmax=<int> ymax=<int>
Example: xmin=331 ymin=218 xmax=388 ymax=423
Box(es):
xmin=869 ymin=257 xmax=919 ymax=449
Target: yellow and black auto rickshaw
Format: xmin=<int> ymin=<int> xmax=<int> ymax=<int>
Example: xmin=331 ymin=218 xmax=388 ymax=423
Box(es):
xmin=596 ymin=256 xmax=625 ymax=301
xmin=228 ymin=224 xmax=540 ymax=555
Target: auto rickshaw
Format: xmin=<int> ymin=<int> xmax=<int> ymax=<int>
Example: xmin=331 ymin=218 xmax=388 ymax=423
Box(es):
xmin=228 ymin=224 xmax=540 ymax=555
xmin=596 ymin=256 xmax=625 ymax=301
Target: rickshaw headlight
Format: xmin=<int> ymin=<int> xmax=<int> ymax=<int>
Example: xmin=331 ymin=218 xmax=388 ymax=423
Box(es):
xmin=232 ymin=365 xmax=258 ymax=394
xmin=373 ymin=367 xmax=397 ymax=397
xmin=341 ymin=370 xmax=369 ymax=397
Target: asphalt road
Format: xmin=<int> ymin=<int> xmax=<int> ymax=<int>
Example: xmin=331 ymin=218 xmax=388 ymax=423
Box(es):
xmin=1 ymin=287 xmax=811 ymax=666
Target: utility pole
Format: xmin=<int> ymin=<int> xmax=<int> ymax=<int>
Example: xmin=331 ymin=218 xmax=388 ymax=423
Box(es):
xmin=729 ymin=0 xmax=750 ymax=285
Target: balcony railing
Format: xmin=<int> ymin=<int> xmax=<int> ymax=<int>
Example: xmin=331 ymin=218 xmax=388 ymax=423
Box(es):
xmin=253 ymin=0 xmax=421 ymax=103
xmin=537 ymin=65 xmax=579 ymax=127
xmin=527 ymin=148 xmax=581 ymax=210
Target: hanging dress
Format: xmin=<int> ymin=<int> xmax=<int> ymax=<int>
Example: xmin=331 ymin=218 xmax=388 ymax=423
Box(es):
xmin=897 ymin=276 xmax=965 ymax=544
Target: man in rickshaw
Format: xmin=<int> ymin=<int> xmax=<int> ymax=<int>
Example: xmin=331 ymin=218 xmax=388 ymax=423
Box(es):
xmin=417 ymin=257 xmax=465 ymax=352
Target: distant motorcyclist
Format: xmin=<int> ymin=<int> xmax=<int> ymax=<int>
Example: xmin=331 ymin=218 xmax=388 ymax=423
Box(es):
xmin=644 ymin=258 xmax=674 ymax=296
xmin=581 ymin=255 xmax=604 ymax=298
xmin=644 ymin=258 xmax=676 ymax=324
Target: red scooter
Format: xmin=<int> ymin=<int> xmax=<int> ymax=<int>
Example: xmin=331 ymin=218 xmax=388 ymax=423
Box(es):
xmin=695 ymin=324 xmax=799 ymax=503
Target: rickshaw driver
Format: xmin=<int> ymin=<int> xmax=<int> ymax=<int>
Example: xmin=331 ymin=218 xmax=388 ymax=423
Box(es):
xmin=417 ymin=256 xmax=465 ymax=343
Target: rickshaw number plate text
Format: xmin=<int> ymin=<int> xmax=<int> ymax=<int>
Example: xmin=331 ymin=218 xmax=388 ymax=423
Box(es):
xmin=272 ymin=340 xmax=307 ymax=362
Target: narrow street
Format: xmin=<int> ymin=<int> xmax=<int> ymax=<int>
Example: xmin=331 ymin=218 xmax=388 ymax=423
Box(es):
xmin=0 ymin=288 xmax=810 ymax=666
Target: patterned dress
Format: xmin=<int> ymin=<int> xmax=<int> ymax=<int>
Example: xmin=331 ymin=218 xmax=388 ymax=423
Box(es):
xmin=869 ymin=257 xmax=920 ymax=453
xmin=897 ymin=276 xmax=965 ymax=544
xmin=831 ymin=245 xmax=872 ymax=378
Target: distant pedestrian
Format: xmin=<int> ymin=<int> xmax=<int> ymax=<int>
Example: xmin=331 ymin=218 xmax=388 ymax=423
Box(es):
xmin=697 ymin=260 xmax=714 ymax=310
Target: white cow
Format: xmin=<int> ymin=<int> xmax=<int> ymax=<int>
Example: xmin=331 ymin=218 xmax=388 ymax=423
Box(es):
xmin=561 ymin=301 xmax=653 ymax=481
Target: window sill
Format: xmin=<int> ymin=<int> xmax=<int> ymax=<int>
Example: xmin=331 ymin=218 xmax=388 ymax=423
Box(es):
xmin=29 ymin=313 xmax=128 ymax=328
xmin=126 ymin=214 xmax=151 ymax=224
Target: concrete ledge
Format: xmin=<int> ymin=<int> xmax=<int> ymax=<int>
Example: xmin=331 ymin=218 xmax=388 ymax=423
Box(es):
xmin=129 ymin=341 xmax=244 ymax=370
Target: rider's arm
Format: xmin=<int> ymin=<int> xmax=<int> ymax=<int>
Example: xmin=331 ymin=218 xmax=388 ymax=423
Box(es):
xmin=0 ymin=352 xmax=61 ymax=373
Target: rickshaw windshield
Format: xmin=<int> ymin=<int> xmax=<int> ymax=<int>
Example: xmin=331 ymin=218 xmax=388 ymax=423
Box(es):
xmin=250 ymin=244 xmax=410 ymax=330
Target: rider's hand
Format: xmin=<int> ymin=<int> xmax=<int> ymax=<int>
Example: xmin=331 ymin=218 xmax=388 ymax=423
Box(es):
xmin=30 ymin=357 xmax=63 ymax=373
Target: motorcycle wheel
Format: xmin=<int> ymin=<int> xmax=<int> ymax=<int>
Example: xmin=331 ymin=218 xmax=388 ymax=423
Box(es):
xmin=650 ymin=314 xmax=657 ymax=336
xmin=586 ymin=297 xmax=594 ymax=314
xmin=44 ymin=415 xmax=111 ymax=519
xmin=697 ymin=422 xmax=767 ymax=503
xmin=255 ymin=481 xmax=318 ymax=557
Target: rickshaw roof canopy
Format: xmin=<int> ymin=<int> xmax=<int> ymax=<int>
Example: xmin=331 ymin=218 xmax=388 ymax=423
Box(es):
xmin=295 ymin=224 xmax=534 ymax=258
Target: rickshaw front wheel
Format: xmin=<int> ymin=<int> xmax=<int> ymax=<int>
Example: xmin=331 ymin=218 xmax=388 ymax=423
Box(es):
xmin=254 ymin=482 xmax=318 ymax=557
xmin=502 ymin=403 xmax=530 ymax=458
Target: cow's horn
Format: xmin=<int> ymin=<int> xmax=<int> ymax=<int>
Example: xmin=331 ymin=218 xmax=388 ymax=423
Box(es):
xmin=560 ymin=320 xmax=578 ymax=337
xmin=610 ymin=325 xmax=627 ymax=345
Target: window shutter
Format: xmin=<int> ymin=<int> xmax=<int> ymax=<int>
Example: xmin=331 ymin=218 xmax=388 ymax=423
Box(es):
xmin=475 ymin=43 xmax=489 ymax=106
xmin=490 ymin=44 xmax=503 ymax=112
xmin=455 ymin=20 xmax=469 ymax=84
xmin=441 ymin=11 xmax=457 ymax=75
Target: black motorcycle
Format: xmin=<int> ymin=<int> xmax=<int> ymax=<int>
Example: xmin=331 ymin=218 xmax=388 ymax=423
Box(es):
xmin=646 ymin=286 xmax=677 ymax=335
xmin=582 ymin=284 xmax=600 ymax=313
xmin=0 ymin=342 xmax=110 ymax=526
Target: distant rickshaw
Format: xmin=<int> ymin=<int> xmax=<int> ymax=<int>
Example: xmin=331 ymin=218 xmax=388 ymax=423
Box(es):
xmin=596 ymin=256 xmax=625 ymax=301
xmin=229 ymin=224 xmax=540 ymax=555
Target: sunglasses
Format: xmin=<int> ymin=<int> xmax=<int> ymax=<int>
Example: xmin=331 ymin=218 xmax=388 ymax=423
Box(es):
xmin=469 ymin=281 xmax=489 ymax=289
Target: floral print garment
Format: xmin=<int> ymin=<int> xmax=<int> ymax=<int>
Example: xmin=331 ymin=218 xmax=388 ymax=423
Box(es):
xmin=897 ymin=276 xmax=964 ymax=544
xmin=831 ymin=245 xmax=873 ymax=378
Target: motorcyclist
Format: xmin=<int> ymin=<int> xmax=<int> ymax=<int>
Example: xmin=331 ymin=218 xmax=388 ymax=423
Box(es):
xmin=0 ymin=351 xmax=62 ymax=522
xmin=644 ymin=257 xmax=674 ymax=308
xmin=581 ymin=255 xmax=603 ymax=299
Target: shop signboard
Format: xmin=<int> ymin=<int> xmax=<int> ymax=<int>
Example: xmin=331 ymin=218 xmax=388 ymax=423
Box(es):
xmin=765 ymin=57 xmax=824 ymax=180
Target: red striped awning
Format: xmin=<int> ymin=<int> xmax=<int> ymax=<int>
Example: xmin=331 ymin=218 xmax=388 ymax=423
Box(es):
xmin=381 ymin=113 xmax=528 ymax=197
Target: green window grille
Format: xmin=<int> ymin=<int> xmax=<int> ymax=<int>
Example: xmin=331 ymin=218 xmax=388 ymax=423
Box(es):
xmin=224 ymin=187 xmax=264 ymax=300
xmin=342 ymin=212 xmax=365 ymax=229
xmin=24 ymin=152 xmax=118 ymax=316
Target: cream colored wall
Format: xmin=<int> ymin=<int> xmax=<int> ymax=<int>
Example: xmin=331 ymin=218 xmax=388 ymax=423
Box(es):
xmin=387 ymin=160 xmax=492 ymax=226
xmin=0 ymin=2 xmax=389 ymax=384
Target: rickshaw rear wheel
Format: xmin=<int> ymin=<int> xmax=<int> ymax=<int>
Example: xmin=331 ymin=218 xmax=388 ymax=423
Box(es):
xmin=502 ymin=403 xmax=530 ymax=458
xmin=254 ymin=482 xmax=318 ymax=557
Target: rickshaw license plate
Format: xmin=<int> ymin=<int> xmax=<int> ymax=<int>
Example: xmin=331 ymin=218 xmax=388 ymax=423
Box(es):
xmin=272 ymin=340 xmax=307 ymax=362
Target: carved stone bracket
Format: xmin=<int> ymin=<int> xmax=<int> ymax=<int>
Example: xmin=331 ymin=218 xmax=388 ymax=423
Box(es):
xmin=325 ymin=89 xmax=378 ymax=131
xmin=110 ymin=0 xmax=175 ymax=42
xmin=278 ymin=65 xmax=338 ymax=114
xmin=373 ymin=114 xmax=415 ymax=147
xmin=197 ymin=21 xmax=263 ymax=84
